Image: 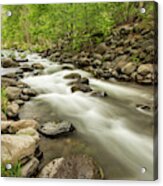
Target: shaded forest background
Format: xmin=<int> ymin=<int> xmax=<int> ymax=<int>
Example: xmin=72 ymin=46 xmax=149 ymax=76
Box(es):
xmin=2 ymin=2 xmax=155 ymax=52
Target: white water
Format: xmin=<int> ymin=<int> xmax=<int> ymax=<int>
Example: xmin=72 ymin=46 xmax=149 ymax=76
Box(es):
xmin=3 ymin=51 xmax=154 ymax=180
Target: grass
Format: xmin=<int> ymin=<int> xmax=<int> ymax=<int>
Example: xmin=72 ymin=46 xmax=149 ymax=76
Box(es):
xmin=1 ymin=162 xmax=21 ymax=177
xmin=1 ymin=87 xmax=8 ymax=114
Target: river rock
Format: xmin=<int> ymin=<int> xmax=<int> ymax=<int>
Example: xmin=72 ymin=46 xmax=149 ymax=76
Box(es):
xmin=77 ymin=57 xmax=91 ymax=67
xmin=38 ymin=121 xmax=75 ymax=137
xmin=93 ymin=53 xmax=103 ymax=60
xmin=2 ymin=58 xmax=20 ymax=68
xmin=64 ymin=73 xmax=81 ymax=79
xmin=71 ymin=84 xmax=92 ymax=93
xmin=62 ymin=64 xmax=75 ymax=70
xmin=95 ymin=42 xmax=108 ymax=55
xmin=15 ymin=99 xmax=25 ymax=106
xmin=22 ymin=88 xmax=37 ymax=97
xmin=2 ymin=72 xmax=18 ymax=79
xmin=137 ymin=64 xmax=153 ymax=76
xmin=32 ymin=63 xmax=44 ymax=70
xmin=21 ymin=64 xmax=33 ymax=72
xmin=20 ymin=94 xmax=30 ymax=101
xmin=17 ymin=81 xmax=29 ymax=88
xmin=21 ymin=157 xmax=39 ymax=177
xmin=17 ymin=127 xmax=40 ymax=143
xmin=1 ymin=134 xmax=36 ymax=165
xmin=6 ymin=86 xmax=22 ymax=101
xmin=2 ymin=77 xmax=18 ymax=87
xmin=92 ymin=59 xmax=102 ymax=67
xmin=78 ymin=77 xmax=89 ymax=85
xmin=38 ymin=155 xmax=102 ymax=179
xmin=91 ymin=91 xmax=108 ymax=97
xmin=6 ymin=102 xmax=19 ymax=118
xmin=121 ymin=62 xmax=137 ymax=75
xmin=136 ymin=104 xmax=151 ymax=111
xmin=1 ymin=119 xmax=39 ymax=134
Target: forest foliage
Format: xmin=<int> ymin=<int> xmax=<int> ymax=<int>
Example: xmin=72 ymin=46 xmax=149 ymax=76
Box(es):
xmin=2 ymin=2 xmax=155 ymax=52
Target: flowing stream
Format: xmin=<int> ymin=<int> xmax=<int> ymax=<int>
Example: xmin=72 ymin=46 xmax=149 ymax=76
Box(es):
xmin=2 ymin=52 xmax=154 ymax=180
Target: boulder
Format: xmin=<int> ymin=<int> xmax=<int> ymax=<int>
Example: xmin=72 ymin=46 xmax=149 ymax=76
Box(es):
xmin=38 ymin=155 xmax=103 ymax=179
xmin=6 ymin=86 xmax=21 ymax=101
xmin=121 ymin=62 xmax=137 ymax=75
xmin=1 ymin=134 xmax=36 ymax=164
xmin=137 ymin=64 xmax=153 ymax=76
xmin=64 ymin=73 xmax=81 ymax=79
xmin=2 ymin=58 xmax=20 ymax=68
xmin=38 ymin=121 xmax=75 ymax=137
xmin=21 ymin=157 xmax=39 ymax=177
xmin=1 ymin=119 xmax=39 ymax=134
xmin=6 ymin=102 xmax=19 ymax=118
xmin=17 ymin=127 xmax=40 ymax=143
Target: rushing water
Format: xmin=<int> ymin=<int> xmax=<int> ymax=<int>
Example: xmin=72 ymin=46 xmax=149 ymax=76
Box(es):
xmin=2 ymin=51 xmax=155 ymax=180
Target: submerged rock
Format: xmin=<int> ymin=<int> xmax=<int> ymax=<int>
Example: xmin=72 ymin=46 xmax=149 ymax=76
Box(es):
xmin=38 ymin=154 xmax=103 ymax=179
xmin=38 ymin=121 xmax=75 ymax=137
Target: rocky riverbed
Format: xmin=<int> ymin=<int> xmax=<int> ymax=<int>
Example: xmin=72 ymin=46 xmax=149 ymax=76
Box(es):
xmin=1 ymin=48 xmax=155 ymax=180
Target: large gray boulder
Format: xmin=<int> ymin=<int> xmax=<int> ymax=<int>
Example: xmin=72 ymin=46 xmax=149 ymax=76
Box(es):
xmin=38 ymin=155 xmax=103 ymax=179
